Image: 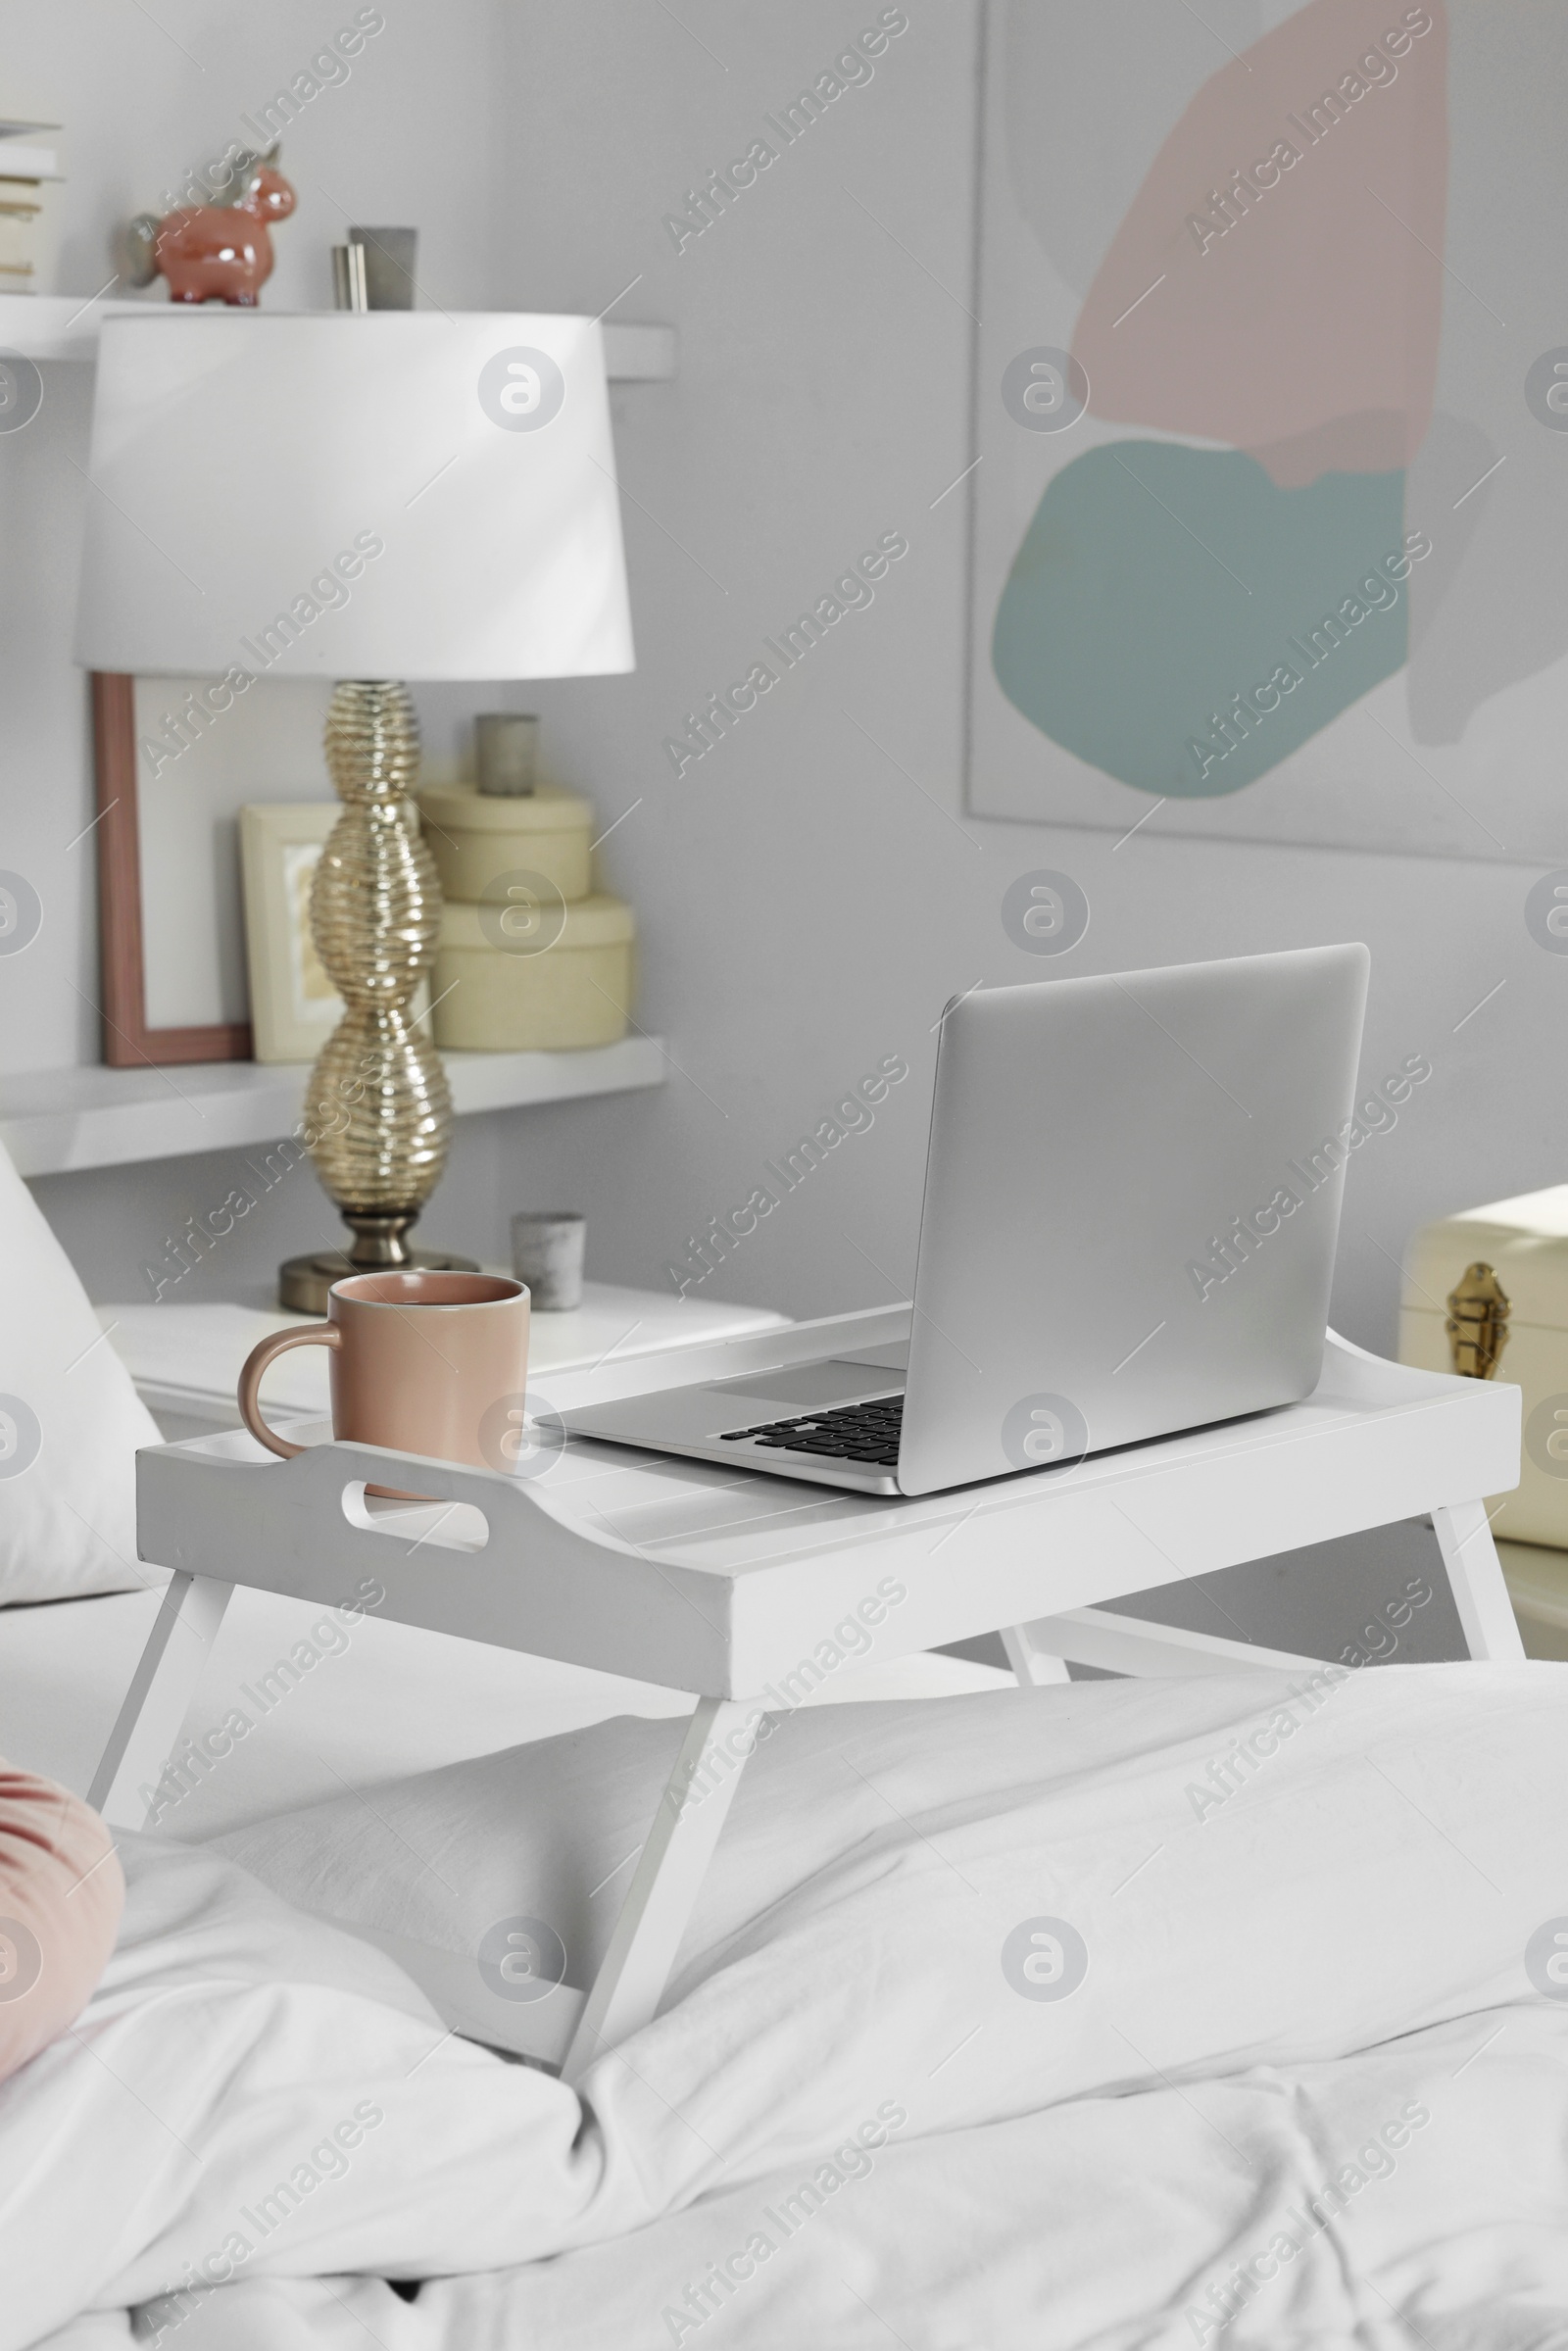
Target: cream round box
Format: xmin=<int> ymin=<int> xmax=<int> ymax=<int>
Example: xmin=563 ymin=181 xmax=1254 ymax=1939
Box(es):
xmin=432 ymin=893 xmax=636 ymax=1051
xmin=417 ymin=782 xmax=594 ymax=905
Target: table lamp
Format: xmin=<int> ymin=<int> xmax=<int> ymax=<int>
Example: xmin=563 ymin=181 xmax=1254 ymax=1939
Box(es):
xmin=74 ymin=312 xmax=634 ymax=1309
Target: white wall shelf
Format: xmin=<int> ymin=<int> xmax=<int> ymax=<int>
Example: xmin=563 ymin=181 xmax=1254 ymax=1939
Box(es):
xmin=0 ymin=296 xmax=676 ymax=380
xmin=0 ymin=1037 xmax=666 ymax=1178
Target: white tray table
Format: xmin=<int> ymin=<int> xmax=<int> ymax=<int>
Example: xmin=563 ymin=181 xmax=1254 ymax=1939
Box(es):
xmin=91 ymin=1308 xmax=1523 ymax=2084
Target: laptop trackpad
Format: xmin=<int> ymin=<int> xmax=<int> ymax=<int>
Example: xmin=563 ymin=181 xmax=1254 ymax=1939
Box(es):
xmin=704 ymin=1359 xmax=906 ymax=1413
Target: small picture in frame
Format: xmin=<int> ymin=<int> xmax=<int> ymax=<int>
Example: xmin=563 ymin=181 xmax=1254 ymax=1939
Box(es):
xmin=239 ymin=803 xmax=344 ymax=1064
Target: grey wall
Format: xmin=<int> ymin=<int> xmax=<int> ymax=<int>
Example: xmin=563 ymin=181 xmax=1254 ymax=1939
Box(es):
xmin=10 ymin=3 xmax=1551 ymax=1650
xmin=468 ymin=0 xmax=1561 ymax=1347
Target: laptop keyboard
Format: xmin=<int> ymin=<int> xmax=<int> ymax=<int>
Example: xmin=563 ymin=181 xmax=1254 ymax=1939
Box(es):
xmin=717 ymin=1394 xmax=903 ymax=1467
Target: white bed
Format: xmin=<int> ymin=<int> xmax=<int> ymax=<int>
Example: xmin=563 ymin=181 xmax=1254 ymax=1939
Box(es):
xmin=3 ymin=1182 xmax=1562 ymax=2346
xmin=6 ymin=1656 xmax=1568 ymax=2350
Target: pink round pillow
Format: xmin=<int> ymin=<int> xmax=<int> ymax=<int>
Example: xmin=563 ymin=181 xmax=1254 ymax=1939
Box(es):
xmin=0 ymin=1762 xmax=123 ymax=2082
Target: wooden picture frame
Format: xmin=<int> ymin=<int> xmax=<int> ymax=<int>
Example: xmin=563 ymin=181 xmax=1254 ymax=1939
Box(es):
xmin=92 ymin=672 xmax=252 ymax=1067
xmin=92 ymin=671 xmax=338 ymax=1069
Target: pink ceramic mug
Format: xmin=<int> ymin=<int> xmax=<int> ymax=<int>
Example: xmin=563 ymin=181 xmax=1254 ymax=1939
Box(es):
xmin=238 ymin=1270 xmax=530 ymax=1470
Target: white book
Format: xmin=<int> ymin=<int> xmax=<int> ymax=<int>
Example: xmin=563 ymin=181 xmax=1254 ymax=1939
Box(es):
xmin=0 ymin=146 xmax=60 ymax=180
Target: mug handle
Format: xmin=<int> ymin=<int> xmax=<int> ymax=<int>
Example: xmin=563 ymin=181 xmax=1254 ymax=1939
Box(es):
xmin=237 ymin=1324 xmax=341 ymax=1460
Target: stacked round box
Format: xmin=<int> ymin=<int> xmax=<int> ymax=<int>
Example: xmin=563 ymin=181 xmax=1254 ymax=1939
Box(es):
xmin=417 ymin=782 xmax=635 ymax=1051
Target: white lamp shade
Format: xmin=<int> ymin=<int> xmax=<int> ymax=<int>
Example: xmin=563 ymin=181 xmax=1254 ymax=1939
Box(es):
xmin=74 ymin=313 xmax=635 ymax=682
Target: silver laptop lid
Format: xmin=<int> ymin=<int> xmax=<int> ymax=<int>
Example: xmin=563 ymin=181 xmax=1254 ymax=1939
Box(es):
xmin=896 ymin=944 xmax=1370 ymax=1495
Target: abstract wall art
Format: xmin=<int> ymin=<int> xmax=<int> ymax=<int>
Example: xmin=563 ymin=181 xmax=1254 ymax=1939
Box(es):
xmin=967 ymin=0 xmax=1568 ymax=862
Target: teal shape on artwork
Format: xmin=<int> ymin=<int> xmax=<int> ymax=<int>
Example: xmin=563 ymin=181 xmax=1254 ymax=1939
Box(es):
xmin=992 ymin=443 xmax=1410 ymax=797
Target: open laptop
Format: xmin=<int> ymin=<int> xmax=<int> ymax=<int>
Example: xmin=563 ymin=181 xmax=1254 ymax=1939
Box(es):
xmin=564 ymin=945 xmax=1370 ymax=1498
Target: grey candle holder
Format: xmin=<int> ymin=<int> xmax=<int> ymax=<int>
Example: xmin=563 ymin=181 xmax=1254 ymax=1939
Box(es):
xmin=477 ymin=713 xmax=540 ymax=798
xmin=512 ymin=1210 xmax=586 ymax=1311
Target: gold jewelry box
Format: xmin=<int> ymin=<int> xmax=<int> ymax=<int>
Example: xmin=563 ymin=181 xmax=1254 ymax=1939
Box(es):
xmin=1397 ymin=1184 xmax=1568 ymax=1547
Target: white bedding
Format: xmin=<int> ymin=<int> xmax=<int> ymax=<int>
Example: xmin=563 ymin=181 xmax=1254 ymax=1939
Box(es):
xmin=129 ymin=2006 xmax=1568 ymax=2351
xmin=10 ymin=1660 xmax=1568 ymax=2349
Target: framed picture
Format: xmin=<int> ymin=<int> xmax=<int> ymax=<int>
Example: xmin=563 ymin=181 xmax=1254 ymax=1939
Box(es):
xmin=91 ymin=670 xmax=336 ymax=1066
xmin=966 ymin=0 xmax=1568 ymax=866
xmin=238 ymin=803 xmax=345 ymax=1064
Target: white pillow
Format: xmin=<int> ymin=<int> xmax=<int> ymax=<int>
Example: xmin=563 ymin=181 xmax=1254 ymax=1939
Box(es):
xmin=217 ymin=1660 xmax=1568 ymax=2151
xmin=0 ymin=1136 xmax=162 ymax=1601
xmin=0 ymin=1832 xmax=600 ymax=2348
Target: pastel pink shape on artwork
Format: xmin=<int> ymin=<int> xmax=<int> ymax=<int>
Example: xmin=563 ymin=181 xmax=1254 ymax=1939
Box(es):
xmin=1071 ymin=1 xmax=1447 ymax=486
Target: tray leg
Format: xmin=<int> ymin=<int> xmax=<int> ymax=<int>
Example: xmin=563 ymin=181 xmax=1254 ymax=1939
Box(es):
xmin=88 ymin=1572 xmax=234 ymax=1827
xmin=1001 ymin=1624 xmax=1071 ymax=1687
xmin=562 ymin=1694 xmax=757 ymax=2086
xmin=1432 ymin=1499 xmax=1526 ymax=1661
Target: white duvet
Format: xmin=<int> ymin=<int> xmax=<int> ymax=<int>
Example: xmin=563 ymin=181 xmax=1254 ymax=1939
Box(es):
xmin=9 ymin=1662 xmax=1568 ymax=2350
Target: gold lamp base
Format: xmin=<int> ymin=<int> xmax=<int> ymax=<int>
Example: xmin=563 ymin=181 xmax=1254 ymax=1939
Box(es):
xmin=278 ymin=1245 xmax=479 ymax=1316
xmin=278 ymin=1220 xmax=479 ymax=1315
xmin=281 ymin=679 xmax=475 ymax=1312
